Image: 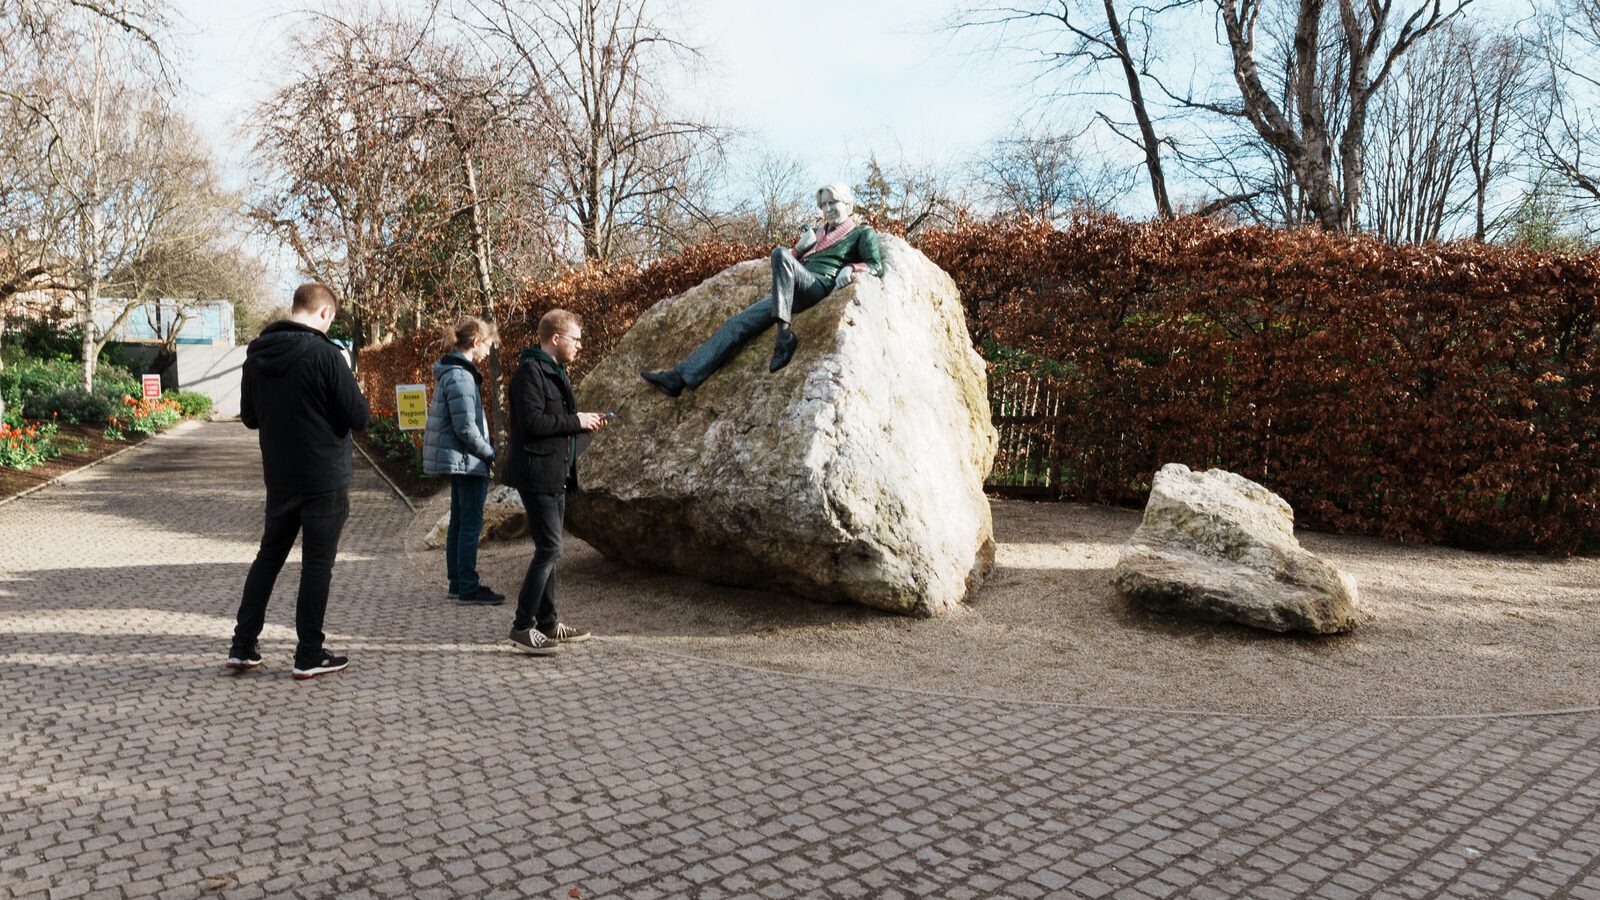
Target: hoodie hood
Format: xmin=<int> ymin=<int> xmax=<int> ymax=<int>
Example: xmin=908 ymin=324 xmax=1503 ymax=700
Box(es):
xmin=248 ymin=320 xmax=335 ymax=376
xmin=433 ymin=352 xmax=482 ymax=384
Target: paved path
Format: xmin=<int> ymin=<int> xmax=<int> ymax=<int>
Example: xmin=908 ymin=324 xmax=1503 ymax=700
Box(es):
xmin=1 ymin=421 xmax=1596 ymax=900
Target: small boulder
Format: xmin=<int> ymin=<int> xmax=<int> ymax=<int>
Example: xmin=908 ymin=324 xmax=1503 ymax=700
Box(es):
xmin=566 ymin=234 xmax=996 ymax=616
xmin=424 ymin=484 xmax=530 ymax=549
xmin=1112 ymin=463 xmax=1362 ymax=634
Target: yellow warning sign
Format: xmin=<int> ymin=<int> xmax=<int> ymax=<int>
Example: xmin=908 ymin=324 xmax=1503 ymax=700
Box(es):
xmin=395 ymin=384 xmax=427 ymax=431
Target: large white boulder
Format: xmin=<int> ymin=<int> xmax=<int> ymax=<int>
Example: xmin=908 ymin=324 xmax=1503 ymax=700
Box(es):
xmin=1111 ymin=463 xmax=1364 ymax=634
xmin=566 ymin=234 xmax=996 ymax=616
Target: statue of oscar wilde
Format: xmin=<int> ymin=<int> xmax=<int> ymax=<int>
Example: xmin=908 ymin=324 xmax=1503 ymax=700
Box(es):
xmin=641 ymin=182 xmax=885 ymax=397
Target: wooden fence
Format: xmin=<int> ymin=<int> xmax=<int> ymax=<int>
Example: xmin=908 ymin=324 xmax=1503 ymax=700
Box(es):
xmin=985 ymin=369 xmax=1070 ymax=498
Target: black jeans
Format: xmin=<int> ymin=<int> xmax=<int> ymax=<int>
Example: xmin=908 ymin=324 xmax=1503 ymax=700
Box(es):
xmin=512 ymin=489 xmax=565 ymax=633
xmin=232 ymin=488 xmax=350 ymax=667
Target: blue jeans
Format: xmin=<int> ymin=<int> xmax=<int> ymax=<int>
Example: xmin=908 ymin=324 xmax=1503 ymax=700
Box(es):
xmin=447 ymin=474 xmax=490 ymax=595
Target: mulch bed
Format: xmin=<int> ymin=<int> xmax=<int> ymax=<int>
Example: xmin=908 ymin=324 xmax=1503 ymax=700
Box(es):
xmin=354 ymin=432 xmax=446 ymax=503
xmin=0 ymin=424 xmax=149 ymax=502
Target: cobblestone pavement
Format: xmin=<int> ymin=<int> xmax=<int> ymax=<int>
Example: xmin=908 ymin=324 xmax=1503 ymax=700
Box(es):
xmin=1 ymin=421 xmax=1597 ymax=900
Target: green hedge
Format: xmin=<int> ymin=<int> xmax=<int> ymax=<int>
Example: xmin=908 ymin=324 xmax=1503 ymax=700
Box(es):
xmin=165 ymin=389 xmax=213 ymax=419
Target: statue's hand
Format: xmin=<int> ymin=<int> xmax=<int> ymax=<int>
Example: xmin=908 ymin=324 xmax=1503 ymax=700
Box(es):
xmin=834 ymin=266 xmax=855 ymax=288
xmin=794 ymin=224 xmax=817 ymax=255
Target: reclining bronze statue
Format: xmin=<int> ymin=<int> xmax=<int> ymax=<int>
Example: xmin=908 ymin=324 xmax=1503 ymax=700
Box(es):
xmin=641 ymin=182 xmax=885 ymax=397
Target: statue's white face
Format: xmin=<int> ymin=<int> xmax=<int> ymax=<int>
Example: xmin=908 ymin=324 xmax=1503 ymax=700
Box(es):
xmin=818 ymin=189 xmax=852 ymax=225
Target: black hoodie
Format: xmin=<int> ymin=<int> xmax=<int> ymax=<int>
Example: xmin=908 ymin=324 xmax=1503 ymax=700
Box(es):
xmin=241 ymin=320 xmax=371 ymax=494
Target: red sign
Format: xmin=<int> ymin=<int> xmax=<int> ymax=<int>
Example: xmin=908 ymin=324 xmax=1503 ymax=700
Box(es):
xmin=141 ymin=374 xmax=161 ymax=400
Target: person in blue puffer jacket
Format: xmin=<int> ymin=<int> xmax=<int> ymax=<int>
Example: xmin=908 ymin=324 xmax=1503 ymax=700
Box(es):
xmin=423 ymin=316 xmax=503 ymax=606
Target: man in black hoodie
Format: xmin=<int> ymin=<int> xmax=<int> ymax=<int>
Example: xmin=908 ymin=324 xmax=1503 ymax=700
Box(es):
xmin=225 ymin=283 xmax=371 ymax=680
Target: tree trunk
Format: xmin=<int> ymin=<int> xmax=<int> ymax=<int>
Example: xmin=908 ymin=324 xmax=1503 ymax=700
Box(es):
xmin=80 ymin=278 xmax=99 ymax=393
xmin=1103 ymin=0 xmax=1173 ymax=218
xmin=461 ymin=150 xmax=507 ymax=466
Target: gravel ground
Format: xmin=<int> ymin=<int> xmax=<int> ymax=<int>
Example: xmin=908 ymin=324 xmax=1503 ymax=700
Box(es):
xmin=415 ymin=495 xmax=1600 ymax=719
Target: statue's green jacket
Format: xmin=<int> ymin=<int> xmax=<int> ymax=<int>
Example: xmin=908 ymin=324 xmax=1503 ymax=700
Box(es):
xmin=800 ymin=224 xmax=885 ymax=283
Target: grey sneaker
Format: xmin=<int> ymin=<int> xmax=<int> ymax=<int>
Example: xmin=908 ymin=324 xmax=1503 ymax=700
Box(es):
xmin=509 ymin=627 xmax=559 ymax=656
xmin=538 ymin=622 xmax=591 ymax=643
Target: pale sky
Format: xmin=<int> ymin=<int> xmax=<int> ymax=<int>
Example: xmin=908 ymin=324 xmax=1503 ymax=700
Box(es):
xmin=170 ymin=0 xmax=1037 ymax=174
xmin=165 ymin=0 xmax=1542 ymax=292
xmin=167 ymin=0 xmax=1038 ymax=292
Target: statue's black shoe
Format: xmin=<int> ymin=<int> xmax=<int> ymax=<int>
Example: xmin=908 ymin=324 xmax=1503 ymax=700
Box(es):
xmin=641 ymin=369 xmax=685 ymax=397
xmin=769 ymin=332 xmax=799 ymax=373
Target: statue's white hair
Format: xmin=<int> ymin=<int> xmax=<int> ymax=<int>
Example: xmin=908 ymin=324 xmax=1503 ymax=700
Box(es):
xmin=817 ymin=182 xmax=856 ymax=207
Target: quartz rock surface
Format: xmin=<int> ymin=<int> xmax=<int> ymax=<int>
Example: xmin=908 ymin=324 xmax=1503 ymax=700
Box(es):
xmin=1111 ymin=463 xmax=1363 ymax=634
xmin=566 ymin=234 xmax=996 ymax=616
xmin=424 ymin=484 xmax=529 ymax=549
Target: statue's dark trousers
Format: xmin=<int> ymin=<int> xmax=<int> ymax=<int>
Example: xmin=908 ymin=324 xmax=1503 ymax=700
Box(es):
xmin=673 ymin=247 xmax=831 ymax=387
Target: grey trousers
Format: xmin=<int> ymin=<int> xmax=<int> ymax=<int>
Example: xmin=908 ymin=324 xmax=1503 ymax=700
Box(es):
xmin=675 ymin=247 xmax=831 ymax=388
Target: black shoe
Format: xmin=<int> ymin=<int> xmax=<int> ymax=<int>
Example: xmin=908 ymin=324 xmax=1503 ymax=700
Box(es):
xmin=508 ymin=627 xmax=559 ymax=656
xmin=769 ymin=331 xmax=798 ymax=372
xmin=641 ymin=369 xmax=685 ymax=397
xmin=292 ymin=651 xmax=349 ymax=680
xmin=224 ymin=645 xmax=262 ymax=671
xmin=458 ymin=586 xmax=505 ymax=606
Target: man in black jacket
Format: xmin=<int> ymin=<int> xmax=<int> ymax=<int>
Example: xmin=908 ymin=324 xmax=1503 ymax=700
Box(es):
xmin=503 ymin=309 xmax=608 ymax=655
xmin=226 ymin=283 xmax=371 ymax=679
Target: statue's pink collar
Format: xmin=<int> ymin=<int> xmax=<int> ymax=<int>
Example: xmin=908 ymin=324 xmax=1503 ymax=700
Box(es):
xmin=799 ymin=216 xmax=858 ymax=259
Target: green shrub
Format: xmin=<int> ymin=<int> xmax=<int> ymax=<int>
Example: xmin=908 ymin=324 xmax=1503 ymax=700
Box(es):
xmin=0 ymin=357 xmax=139 ymax=424
xmin=366 ymin=415 xmax=425 ymax=479
xmin=165 ymin=389 xmax=213 ymax=419
xmin=32 ymin=388 xmax=115 ymax=425
xmin=0 ymin=318 xmax=81 ymax=362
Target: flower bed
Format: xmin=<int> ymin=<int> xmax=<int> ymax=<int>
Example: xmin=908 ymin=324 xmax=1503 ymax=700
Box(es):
xmin=105 ymin=394 xmax=182 ymax=440
xmin=0 ymin=414 xmax=61 ymax=470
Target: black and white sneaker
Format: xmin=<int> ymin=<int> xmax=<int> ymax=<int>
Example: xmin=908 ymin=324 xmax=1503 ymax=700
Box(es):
xmin=224 ymin=646 xmax=262 ymax=671
xmin=508 ymin=627 xmax=559 ymax=656
xmin=538 ymin=622 xmax=591 ymax=643
xmin=292 ymin=651 xmax=349 ymax=680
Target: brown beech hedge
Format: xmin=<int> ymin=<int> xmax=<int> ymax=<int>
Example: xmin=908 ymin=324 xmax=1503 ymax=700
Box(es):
xmin=361 ymin=216 xmax=1599 ymax=553
xmin=922 ymin=215 xmax=1599 ymax=554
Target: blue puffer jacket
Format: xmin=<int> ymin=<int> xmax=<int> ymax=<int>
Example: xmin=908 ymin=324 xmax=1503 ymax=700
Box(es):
xmin=422 ymin=354 xmax=495 ymax=477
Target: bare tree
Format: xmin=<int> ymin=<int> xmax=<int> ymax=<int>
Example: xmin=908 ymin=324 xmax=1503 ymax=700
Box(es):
xmin=975 ymin=123 xmax=1132 ymax=219
xmin=107 ymin=133 xmax=265 ymax=361
xmin=1364 ymin=24 xmax=1474 ymax=243
xmin=1531 ymin=0 xmax=1600 ymax=229
xmin=736 ymin=148 xmax=813 ymax=246
xmin=249 ymin=9 xmax=459 ymax=360
xmin=388 ymin=22 xmax=569 ymax=459
xmin=25 ymin=9 xmax=204 ymax=390
xmin=460 ymin=0 xmax=723 ymax=261
xmin=1216 ymin=0 xmax=1474 ymax=232
xmin=1362 ymin=21 xmax=1537 ymax=243
xmin=0 ymin=0 xmax=171 ymax=367
xmin=854 ymin=153 xmax=967 ymax=236
xmin=954 ymin=0 xmax=1191 ymax=218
